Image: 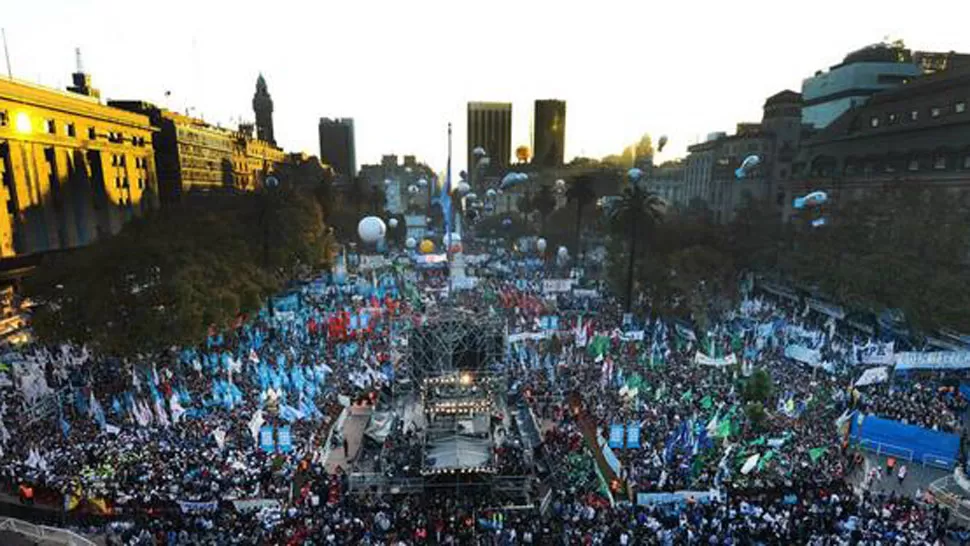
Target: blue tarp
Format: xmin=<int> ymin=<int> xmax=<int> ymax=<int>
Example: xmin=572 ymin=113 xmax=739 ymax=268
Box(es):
xmin=849 ymin=414 xmax=959 ymax=468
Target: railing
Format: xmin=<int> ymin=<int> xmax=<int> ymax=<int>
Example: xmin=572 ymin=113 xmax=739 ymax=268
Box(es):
xmin=857 ymin=439 xmax=914 ymax=462
xmin=0 ymin=516 xmax=98 ymax=546
xmin=347 ymin=473 xmax=424 ymax=494
xmin=922 ymin=453 xmax=957 ymax=471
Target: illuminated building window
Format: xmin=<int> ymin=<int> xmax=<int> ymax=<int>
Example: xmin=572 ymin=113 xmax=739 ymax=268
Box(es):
xmin=910 ymin=110 xmax=918 ymax=121
xmin=957 ymin=102 xmax=967 ymax=114
xmin=934 ymin=155 xmax=947 ymax=170
xmin=869 ymin=116 xmax=879 ymax=128
xmin=66 ymin=123 xmax=76 ymax=137
xmin=888 ymin=113 xmax=898 ymax=125
xmin=46 ymin=119 xmax=56 ymax=134
xmin=931 ymin=107 xmax=941 ymax=118
xmin=907 ymin=159 xmax=919 ymax=171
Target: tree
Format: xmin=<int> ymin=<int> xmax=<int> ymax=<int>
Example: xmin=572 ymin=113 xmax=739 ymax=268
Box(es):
xmin=609 ymin=185 xmax=665 ymax=312
xmin=667 ymin=245 xmax=737 ymax=330
xmin=25 ymin=186 xmax=336 ymax=356
xmin=566 ymin=174 xmax=596 ymax=264
xmin=743 ymin=369 xmax=774 ymax=403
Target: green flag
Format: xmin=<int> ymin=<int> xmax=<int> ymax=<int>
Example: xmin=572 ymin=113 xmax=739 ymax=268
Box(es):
xmin=757 ymin=450 xmax=775 ymax=471
xmin=749 ymin=436 xmax=766 ymax=446
xmin=626 ymin=373 xmax=644 ymax=391
xmin=681 ymin=390 xmax=694 ymax=402
xmin=700 ymin=395 xmax=714 ymax=411
xmin=809 ymin=447 xmax=827 ymax=463
xmin=716 ymin=418 xmax=732 ymax=438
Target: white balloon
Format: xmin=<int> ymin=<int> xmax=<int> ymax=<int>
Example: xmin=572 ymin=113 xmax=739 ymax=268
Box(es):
xmin=628 ymin=168 xmax=644 ymax=180
xmin=456 ymin=182 xmax=471 ymax=194
xmin=555 ymin=179 xmax=566 ymax=188
xmin=486 ymin=188 xmax=497 ymax=198
xmin=444 ymin=232 xmax=462 ymax=244
xmin=357 ymin=216 xmax=387 ymax=243
xmin=417 ymin=178 xmax=428 ymax=187
xmin=515 ymin=173 xmax=529 ymax=182
xmin=536 ymin=238 xmax=547 ymax=252
xmin=384 ymin=178 xmax=393 ymax=186
xmin=405 ymin=237 xmax=417 ymax=249
xmin=557 ymin=246 xmax=569 ymax=258
xmin=472 ymin=146 xmax=486 ymax=156
xmin=465 ymin=193 xmax=478 ymax=201
xmin=388 ymin=218 xmax=399 ymax=228
xmin=408 ymin=185 xmax=419 ymax=194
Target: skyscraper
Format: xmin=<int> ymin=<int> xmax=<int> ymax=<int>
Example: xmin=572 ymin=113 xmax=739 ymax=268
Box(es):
xmin=533 ymin=99 xmax=566 ymax=167
xmin=318 ymin=118 xmax=356 ymax=183
xmin=252 ymin=74 xmax=275 ymax=145
xmin=467 ymin=102 xmax=511 ymax=174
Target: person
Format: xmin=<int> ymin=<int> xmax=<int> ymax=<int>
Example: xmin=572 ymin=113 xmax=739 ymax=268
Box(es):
xmin=898 ymin=464 xmax=908 ymax=484
xmin=18 ymin=483 xmax=33 ymax=506
xmin=343 ymin=437 xmax=350 ymax=458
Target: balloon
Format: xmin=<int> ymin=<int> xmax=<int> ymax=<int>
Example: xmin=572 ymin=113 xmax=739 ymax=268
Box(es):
xmin=735 ymin=155 xmax=761 ymax=179
xmin=456 ymin=182 xmax=471 ymax=194
xmin=408 ymin=185 xmax=419 ymax=194
xmin=417 ymin=178 xmax=428 ymax=188
xmin=388 ymin=218 xmax=399 ymax=228
xmin=502 ymin=217 xmax=512 ymax=227
xmin=465 ymin=193 xmax=478 ymax=201
xmin=478 ymin=157 xmax=491 ymax=167
xmin=459 ymin=170 xmax=468 ymax=180
xmin=419 ymin=239 xmax=435 ymax=254
xmin=811 ymin=218 xmax=826 ymax=228
xmin=472 ymin=146 xmax=486 ymax=157
xmin=793 ymin=191 xmax=829 ymax=209
xmin=384 ymin=178 xmax=393 ymax=186
xmin=627 ymin=168 xmax=643 ymax=181
xmin=658 ymin=135 xmax=668 ymax=152
xmin=357 ymin=216 xmax=387 ymax=243
xmin=444 ymin=232 xmax=462 ymax=245
xmin=486 ymin=188 xmax=497 ymax=198
xmin=405 ymin=237 xmax=417 ymax=249
xmin=536 ymin=238 xmax=547 ymax=252
xmin=555 ymin=179 xmax=566 ymax=188
xmin=557 ymin=246 xmax=569 ymax=258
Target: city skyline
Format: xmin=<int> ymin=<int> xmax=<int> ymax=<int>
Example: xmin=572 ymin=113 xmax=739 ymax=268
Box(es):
xmin=6 ymin=0 xmax=969 ymax=173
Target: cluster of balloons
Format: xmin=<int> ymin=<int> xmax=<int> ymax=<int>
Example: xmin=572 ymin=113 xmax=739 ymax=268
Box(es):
xmin=735 ymin=155 xmax=761 ymax=179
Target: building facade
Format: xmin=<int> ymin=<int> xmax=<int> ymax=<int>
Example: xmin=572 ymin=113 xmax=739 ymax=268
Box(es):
xmin=785 ymin=65 xmax=970 ymax=221
xmin=0 ymin=77 xmax=158 ymax=258
xmin=467 ymin=102 xmax=512 ymax=175
xmin=801 ymin=43 xmax=923 ymax=129
xmin=252 ymin=74 xmax=275 ymax=145
xmin=645 ymin=161 xmax=685 ymax=209
xmin=318 ymin=118 xmax=356 ymax=185
xmin=533 ymin=99 xmax=566 ymax=167
xmin=358 ymin=154 xmax=436 ymax=215
xmin=684 ymin=91 xmax=807 ymax=223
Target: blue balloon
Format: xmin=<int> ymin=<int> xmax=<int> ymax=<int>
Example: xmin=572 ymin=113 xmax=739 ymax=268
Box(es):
xmin=811 ymin=217 xmax=826 ymax=228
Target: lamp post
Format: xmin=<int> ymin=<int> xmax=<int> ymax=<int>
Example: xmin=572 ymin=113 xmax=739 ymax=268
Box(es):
xmin=262 ymin=175 xmax=279 ymax=318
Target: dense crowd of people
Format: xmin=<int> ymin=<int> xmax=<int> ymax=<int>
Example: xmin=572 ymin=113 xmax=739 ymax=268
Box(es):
xmin=0 ymin=243 xmax=966 ymax=544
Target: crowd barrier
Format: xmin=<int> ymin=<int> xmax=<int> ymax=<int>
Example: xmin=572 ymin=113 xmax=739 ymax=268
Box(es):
xmin=849 ymin=414 xmax=959 ymax=470
xmin=0 ymin=516 xmax=97 ymax=546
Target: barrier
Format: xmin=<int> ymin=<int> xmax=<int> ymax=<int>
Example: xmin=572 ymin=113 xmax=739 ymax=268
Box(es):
xmin=850 ymin=414 xmax=958 ymax=470
xmin=0 ymin=517 xmax=97 ymax=546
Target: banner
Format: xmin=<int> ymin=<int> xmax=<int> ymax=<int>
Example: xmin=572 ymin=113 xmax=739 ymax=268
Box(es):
xmin=358 ymin=255 xmax=389 ymax=271
xmin=277 ymin=426 xmax=293 ymax=453
xmin=508 ymin=332 xmax=552 ymax=343
xmin=626 ymin=422 xmax=641 ymax=449
xmin=784 ymin=344 xmax=820 ymax=366
xmin=540 ymin=316 xmax=560 ymax=331
xmin=450 ymin=277 xmax=478 ymax=290
xmin=859 ymin=342 xmax=894 ymax=365
xmin=895 ymin=351 xmax=970 ymax=371
xmin=595 ymin=434 xmax=622 ymax=476
xmin=855 ymin=366 xmax=889 ymax=387
xmin=637 ymin=490 xmax=719 ymax=506
xmin=178 ymin=500 xmax=219 ymax=514
xmin=259 ymin=426 xmax=275 ymax=453
xmin=232 ymin=499 xmax=282 ymax=513
xmin=572 ymin=289 xmax=600 ymax=299
xmin=620 ymin=330 xmax=645 ymax=342
xmin=694 ymin=352 xmax=737 ymax=367
xmin=609 ymin=425 xmax=625 ymax=449
xmin=542 ymin=279 xmax=574 ymax=294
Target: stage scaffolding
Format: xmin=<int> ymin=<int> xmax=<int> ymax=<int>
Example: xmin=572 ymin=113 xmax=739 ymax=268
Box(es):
xmin=404 ymin=307 xmax=506 ymax=382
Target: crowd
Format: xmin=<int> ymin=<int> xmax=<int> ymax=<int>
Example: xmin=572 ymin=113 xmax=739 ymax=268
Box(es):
xmin=0 ymin=243 xmax=965 ymax=544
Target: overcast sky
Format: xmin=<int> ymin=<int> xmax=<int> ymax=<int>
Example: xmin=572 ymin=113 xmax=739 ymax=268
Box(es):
xmin=5 ymin=0 xmax=969 ymax=172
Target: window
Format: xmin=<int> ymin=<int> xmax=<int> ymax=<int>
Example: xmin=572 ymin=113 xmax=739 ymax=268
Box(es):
xmin=870 ymin=116 xmax=880 ymax=128
xmin=964 ymin=154 xmax=970 ymax=170
xmin=934 ymin=155 xmax=947 ymax=170
xmin=119 ymin=155 xmax=126 ymax=167
xmin=957 ymin=102 xmax=967 ymax=114
xmin=931 ymin=107 xmax=941 ymax=118
xmin=888 ymin=113 xmax=898 ymax=125
xmin=910 ymin=110 xmax=919 ymax=121
xmin=0 ymin=110 xmax=7 ymax=127
xmin=88 ymin=127 xmax=96 ymax=139
xmin=111 ymin=154 xmax=117 ymax=166
xmin=66 ymin=123 xmax=76 ymax=137
xmin=46 ymin=119 xmax=56 ymax=134
xmin=138 ymin=177 xmax=144 ymax=189
xmin=907 ymin=158 xmax=919 ymax=171
xmin=115 ymin=176 xmax=121 ymax=188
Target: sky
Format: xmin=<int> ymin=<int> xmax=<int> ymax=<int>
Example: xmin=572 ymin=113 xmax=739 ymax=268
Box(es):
xmin=5 ymin=0 xmax=969 ymax=173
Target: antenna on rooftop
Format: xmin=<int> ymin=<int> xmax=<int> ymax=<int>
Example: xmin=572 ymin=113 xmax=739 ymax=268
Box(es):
xmin=75 ymin=47 xmax=84 ymax=73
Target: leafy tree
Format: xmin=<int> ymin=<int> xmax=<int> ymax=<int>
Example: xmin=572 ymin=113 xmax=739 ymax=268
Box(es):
xmin=743 ymin=369 xmax=774 ymax=403
xmin=529 ymin=184 xmax=558 ymax=235
xmin=744 ymin=402 xmax=767 ymax=432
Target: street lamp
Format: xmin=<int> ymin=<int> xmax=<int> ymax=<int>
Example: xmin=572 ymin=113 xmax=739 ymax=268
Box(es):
xmin=263 ymin=175 xmax=279 ymax=318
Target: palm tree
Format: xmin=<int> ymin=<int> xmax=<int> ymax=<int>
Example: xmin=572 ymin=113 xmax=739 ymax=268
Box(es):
xmin=531 ymin=184 xmax=557 ymax=235
xmin=566 ymin=174 xmax=596 ymax=264
xmin=610 ymin=184 xmax=665 ymax=312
